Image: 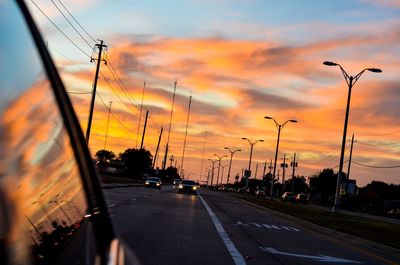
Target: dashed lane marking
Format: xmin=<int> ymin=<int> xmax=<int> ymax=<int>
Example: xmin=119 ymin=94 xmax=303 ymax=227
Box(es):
xmin=198 ymin=193 xmax=246 ymax=265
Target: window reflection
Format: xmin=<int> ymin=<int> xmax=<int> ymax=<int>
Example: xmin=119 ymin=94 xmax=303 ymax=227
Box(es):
xmin=0 ymin=2 xmax=94 ymax=265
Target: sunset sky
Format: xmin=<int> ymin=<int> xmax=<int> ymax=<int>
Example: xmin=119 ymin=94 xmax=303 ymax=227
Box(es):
xmin=26 ymin=0 xmax=400 ymax=186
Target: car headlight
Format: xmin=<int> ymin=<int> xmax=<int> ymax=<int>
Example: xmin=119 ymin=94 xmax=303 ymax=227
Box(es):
xmin=178 ymin=184 xmax=183 ymax=189
xmin=192 ymin=186 xmax=197 ymax=190
xmin=145 ymin=181 xmax=149 ymax=185
xmin=156 ymin=183 xmax=160 ymax=186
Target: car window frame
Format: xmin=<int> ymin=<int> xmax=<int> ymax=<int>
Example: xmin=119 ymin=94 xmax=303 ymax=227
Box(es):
xmin=15 ymin=0 xmax=116 ymax=260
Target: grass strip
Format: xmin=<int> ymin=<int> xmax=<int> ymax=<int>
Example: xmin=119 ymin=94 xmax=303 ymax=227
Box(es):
xmin=233 ymin=194 xmax=400 ymax=249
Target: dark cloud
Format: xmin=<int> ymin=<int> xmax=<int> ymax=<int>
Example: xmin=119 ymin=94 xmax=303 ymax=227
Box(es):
xmin=350 ymin=81 xmax=400 ymax=126
xmin=244 ymin=89 xmax=310 ymax=110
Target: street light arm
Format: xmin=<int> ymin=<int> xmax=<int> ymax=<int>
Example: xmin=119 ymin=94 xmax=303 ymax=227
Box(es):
xmin=352 ymin=68 xmax=369 ymax=86
xmin=339 ymin=65 xmax=351 ymax=86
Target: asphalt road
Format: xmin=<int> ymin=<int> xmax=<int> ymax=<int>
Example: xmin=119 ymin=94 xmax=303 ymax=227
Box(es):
xmin=103 ymin=185 xmax=400 ymax=265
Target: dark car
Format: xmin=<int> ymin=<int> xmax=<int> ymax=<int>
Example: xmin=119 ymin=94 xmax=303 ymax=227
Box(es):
xmin=296 ymin=193 xmax=309 ymax=204
xmin=0 ymin=2 xmax=140 ymax=264
xmin=145 ymin=177 xmax=162 ymax=189
xmin=281 ymin=192 xmax=296 ymax=202
xmin=173 ymin=179 xmax=181 ymax=185
xmin=178 ymin=180 xmax=198 ymax=194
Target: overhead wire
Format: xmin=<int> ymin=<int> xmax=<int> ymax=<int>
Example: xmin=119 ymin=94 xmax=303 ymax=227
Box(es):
xmin=352 ymin=161 xmax=400 ymax=169
xmin=56 ymin=0 xmax=97 ymax=43
xmin=30 ymin=0 xmax=91 ymax=58
xmin=96 ymin=92 xmax=136 ymax=134
xmin=50 ymin=0 xmax=94 ymax=49
xmin=34 ymin=0 xmax=165 ymax=152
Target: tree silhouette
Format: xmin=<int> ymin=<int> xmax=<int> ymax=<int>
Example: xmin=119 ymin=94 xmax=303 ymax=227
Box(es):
xmin=119 ymin=148 xmax=152 ymax=179
xmin=95 ymin=149 xmax=116 ymax=161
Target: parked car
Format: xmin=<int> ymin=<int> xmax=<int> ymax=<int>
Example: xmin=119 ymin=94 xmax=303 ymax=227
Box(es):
xmin=236 ymin=187 xmax=245 ymax=193
xmin=296 ymin=193 xmax=309 ymax=204
xmin=145 ymin=177 xmax=162 ymax=189
xmin=0 ymin=2 xmax=140 ymax=264
xmin=281 ymin=192 xmax=296 ymax=201
xmin=255 ymin=189 xmax=266 ymax=197
xmin=178 ymin=180 xmax=198 ymax=194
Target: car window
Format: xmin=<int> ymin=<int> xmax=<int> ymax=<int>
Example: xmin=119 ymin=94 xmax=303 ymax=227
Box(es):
xmin=0 ymin=2 xmax=96 ymax=264
xmin=181 ymin=180 xmax=195 ymax=185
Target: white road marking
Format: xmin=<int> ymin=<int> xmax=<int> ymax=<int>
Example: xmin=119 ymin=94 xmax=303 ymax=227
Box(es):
xmin=198 ymin=194 xmax=246 ymax=265
xmin=236 ymin=221 xmax=300 ymax=232
xmin=261 ymin=247 xmax=363 ymax=263
xmin=108 ymin=203 xmax=117 ymax=208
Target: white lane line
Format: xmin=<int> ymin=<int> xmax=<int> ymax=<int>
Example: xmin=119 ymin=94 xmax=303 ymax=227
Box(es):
xmin=198 ymin=194 xmax=246 ymax=265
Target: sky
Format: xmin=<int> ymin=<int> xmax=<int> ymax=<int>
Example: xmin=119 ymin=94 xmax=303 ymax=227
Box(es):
xmin=25 ymin=0 xmax=400 ymax=186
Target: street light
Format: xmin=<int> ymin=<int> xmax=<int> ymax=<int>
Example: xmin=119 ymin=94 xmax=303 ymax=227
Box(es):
xmin=221 ymin=164 xmax=228 ymax=186
xmin=224 ymin=147 xmax=242 ymax=186
xmin=241 ymin=137 xmax=264 ymax=192
xmin=264 ymin=116 xmax=297 ymax=199
xmin=323 ymin=61 xmax=381 ymax=213
xmin=208 ymin=158 xmax=218 ymax=187
xmin=214 ymin=154 xmax=227 ymax=187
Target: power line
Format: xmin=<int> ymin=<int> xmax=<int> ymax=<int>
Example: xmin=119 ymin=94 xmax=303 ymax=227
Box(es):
xmin=357 ymin=129 xmax=400 ymax=137
xmin=352 ymin=160 xmax=400 ymax=169
xmin=99 ymin=70 xmax=141 ymax=115
xmin=50 ymin=0 xmax=94 ymax=49
xmin=56 ymin=0 xmax=97 ymax=43
xmin=107 ymin=61 xmax=142 ymax=111
xmin=356 ymin=140 xmax=399 ymax=147
xmin=30 ymin=0 xmax=91 ymax=58
xmin=96 ymin=92 xmax=136 ymax=134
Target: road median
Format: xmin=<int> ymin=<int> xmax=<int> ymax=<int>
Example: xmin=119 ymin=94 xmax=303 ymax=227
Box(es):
xmin=232 ymin=193 xmax=400 ymax=250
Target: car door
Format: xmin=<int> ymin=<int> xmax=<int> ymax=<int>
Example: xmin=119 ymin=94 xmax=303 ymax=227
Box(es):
xmin=0 ymin=1 xmax=139 ymax=264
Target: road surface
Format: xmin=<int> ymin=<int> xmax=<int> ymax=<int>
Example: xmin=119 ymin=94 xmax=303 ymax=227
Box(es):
xmin=103 ymin=185 xmax=399 ymax=265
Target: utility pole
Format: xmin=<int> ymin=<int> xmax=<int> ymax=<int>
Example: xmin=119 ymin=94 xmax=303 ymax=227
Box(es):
xmin=199 ymin=131 xmax=208 ymax=183
xmin=162 ymin=81 xmax=177 ymax=171
xmin=152 ymin=127 xmax=163 ymax=168
xmin=136 ymin=81 xmax=146 ymax=148
xmin=254 ymin=163 xmax=259 ymax=179
xmin=346 ymin=133 xmax=355 ymax=194
xmin=140 ymin=110 xmax=149 ymax=150
xmin=169 ymin=154 xmax=175 ymax=168
xmin=262 ymin=160 xmax=267 ymax=180
xmin=180 ymin=95 xmax=192 ymax=177
xmin=268 ymin=160 xmax=273 ymax=175
xmin=86 ymin=40 xmax=107 ymax=144
xmin=290 ymin=153 xmax=298 ymax=193
xmin=103 ymin=100 xmax=112 ymax=149
xmin=281 ymin=154 xmax=288 ymax=184
xmin=281 ymin=154 xmax=288 ymax=193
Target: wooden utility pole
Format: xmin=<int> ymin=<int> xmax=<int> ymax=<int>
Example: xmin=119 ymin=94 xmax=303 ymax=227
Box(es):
xmin=180 ymin=95 xmax=192 ymax=177
xmin=162 ymin=81 xmax=177 ymax=170
xmin=152 ymin=127 xmax=163 ymax=168
xmin=290 ymin=153 xmax=298 ymax=192
xmin=86 ymin=40 xmax=107 ymax=144
xmin=140 ymin=110 xmax=149 ymax=149
xmin=136 ymin=81 xmax=146 ymax=148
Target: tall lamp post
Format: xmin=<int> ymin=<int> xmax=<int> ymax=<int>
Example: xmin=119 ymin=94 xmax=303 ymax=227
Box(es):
xmin=224 ymin=147 xmax=242 ymax=186
xmin=241 ymin=138 xmax=264 ymax=193
xmin=323 ymin=61 xmax=381 ymax=213
xmin=220 ymin=164 xmax=228 ymax=186
xmin=264 ymin=116 xmax=297 ymax=199
xmin=214 ymin=154 xmax=227 ymax=187
xmin=208 ymin=159 xmax=218 ymax=187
